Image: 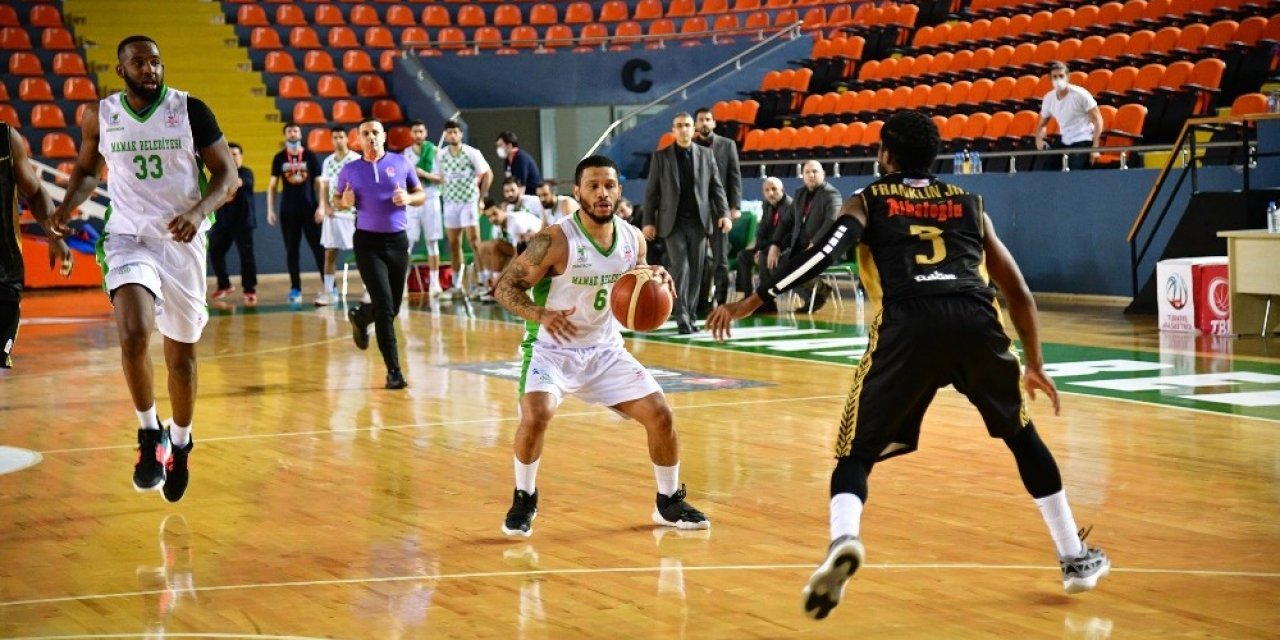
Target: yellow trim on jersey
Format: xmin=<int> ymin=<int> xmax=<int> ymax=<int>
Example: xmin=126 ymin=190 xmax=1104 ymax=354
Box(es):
xmin=835 ymin=306 xmax=883 ymax=457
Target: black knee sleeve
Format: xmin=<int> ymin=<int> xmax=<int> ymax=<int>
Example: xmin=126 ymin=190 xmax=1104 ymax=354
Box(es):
xmin=1004 ymin=423 xmax=1063 ymax=499
xmin=830 ymin=456 xmax=872 ymax=502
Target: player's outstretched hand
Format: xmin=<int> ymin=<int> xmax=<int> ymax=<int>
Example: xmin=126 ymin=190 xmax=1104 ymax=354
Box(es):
xmin=168 ymin=210 xmax=204 ymax=244
xmin=1024 ymin=365 xmax=1061 ymax=416
xmin=707 ymin=294 xmax=763 ymax=342
xmin=637 ymin=265 xmax=676 ymax=300
xmin=48 ymin=237 xmax=73 ymax=277
xmin=537 ymin=306 xmax=579 ymax=344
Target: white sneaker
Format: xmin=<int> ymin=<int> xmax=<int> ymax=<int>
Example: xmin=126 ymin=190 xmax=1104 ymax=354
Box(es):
xmin=313 ymin=292 xmax=332 ymax=306
xmin=429 ymin=282 xmax=443 ymax=298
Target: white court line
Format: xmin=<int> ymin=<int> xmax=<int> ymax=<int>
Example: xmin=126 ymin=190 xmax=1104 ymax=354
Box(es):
xmin=1 ymin=562 xmax=1276 ymax=609
xmin=34 ymin=394 xmax=847 ymax=455
xmin=7 ymin=634 xmax=342 ymax=640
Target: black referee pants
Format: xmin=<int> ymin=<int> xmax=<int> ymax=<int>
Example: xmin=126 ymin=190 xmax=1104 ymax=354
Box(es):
xmin=352 ymin=230 xmax=410 ymax=372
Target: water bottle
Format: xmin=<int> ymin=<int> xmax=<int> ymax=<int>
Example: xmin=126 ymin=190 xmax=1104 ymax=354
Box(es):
xmin=953 ymin=151 xmax=964 ymax=175
xmin=971 ymin=150 xmax=982 ymax=174
xmin=1269 ymin=90 xmax=1280 ymax=114
xmin=1268 ymin=201 xmax=1279 ymax=233
xmin=962 ymin=149 xmax=971 ymax=175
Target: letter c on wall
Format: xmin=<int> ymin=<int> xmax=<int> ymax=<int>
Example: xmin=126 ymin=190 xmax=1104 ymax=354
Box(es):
xmin=622 ymin=59 xmax=653 ymax=93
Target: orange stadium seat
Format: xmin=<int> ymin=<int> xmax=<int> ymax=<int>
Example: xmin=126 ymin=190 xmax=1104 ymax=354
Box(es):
xmin=530 ymin=4 xmax=559 ymax=25
xmin=314 ymin=4 xmax=346 ymax=26
xmin=566 ymin=2 xmax=594 ymax=24
xmin=422 ymin=6 xmax=451 ymax=27
xmin=317 ymin=74 xmax=350 ymax=98
xmin=304 ymin=50 xmax=336 ymax=73
xmin=19 ymin=78 xmax=54 ymax=102
xmin=351 ymin=5 xmax=382 ymax=27
xmin=250 ymin=27 xmax=283 ymax=49
xmin=31 ymin=104 xmax=66 ymax=129
xmin=372 ymin=100 xmax=404 ymax=123
xmin=437 ymin=27 xmax=466 ymax=50
xmin=379 ymin=50 xmax=400 ymax=71
xmin=744 ymin=11 xmax=770 ymax=29
xmin=701 ymin=0 xmax=729 ymax=14
xmin=356 ymin=74 xmax=388 ymax=97
xmin=474 ymin=26 xmax=503 ymax=49
xmin=386 ymin=6 xmax=416 ymax=27
xmin=0 ymin=105 xmax=19 ymax=127
xmin=598 ymin=0 xmax=628 ymax=22
xmin=0 ymin=27 xmax=32 ymax=50
xmin=510 ymin=25 xmax=540 ymax=49
xmin=0 ymin=5 xmax=17 ymax=27
xmin=329 ymin=26 xmax=360 ymax=48
xmin=458 ymin=5 xmax=486 ymax=27
xmin=8 ymin=51 xmax=42 ymax=76
xmin=634 ymin=0 xmax=664 ymax=21
xmin=41 ymin=27 xmax=75 ymax=50
xmin=577 ymin=22 xmax=608 ymax=49
xmin=278 ymin=75 xmax=312 ymax=98
xmin=52 ymin=52 xmax=87 ymax=76
xmin=307 ymin=128 xmax=333 ymax=154
xmin=365 ymin=26 xmax=395 ymax=49
xmin=289 ymin=26 xmax=322 ymax=49
xmin=42 ymin=133 xmax=78 ymax=159
xmin=402 ymin=27 xmax=431 ymax=48
xmin=386 ymin=126 xmax=412 ymax=152
xmin=494 ymin=4 xmax=523 ymax=27
xmin=276 ymin=5 xmax=306 ymax=26
xmin=668 ymin=0 xmax=696 ymax=18
xmin=1231 ymin=93 xmax=1267 ymax=116
xmin=342 ymin=50 xmax=375 ymax=73
xmin=265 ymin=51 xmax=298 ymax=74
xmin=613 ymin=21 xmax=644 ymax=49
xmin=237 ymin=5 xmax=269 ymax=26
xmin=545 ymin=24 xmax=575 ymax=48
xmin=332 ymin=100 xmax=363 ymax=124
xmin=62 ymin=77 xmax=98 ymax=101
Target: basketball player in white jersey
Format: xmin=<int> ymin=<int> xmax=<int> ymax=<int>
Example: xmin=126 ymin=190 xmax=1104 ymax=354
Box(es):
xmin=493 ymin=155 xmax=709 ymax=537
xmin=53 ymin=35 xmax=238 ymax=503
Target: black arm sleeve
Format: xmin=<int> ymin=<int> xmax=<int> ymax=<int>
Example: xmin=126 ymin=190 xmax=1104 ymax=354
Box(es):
xmin=187 ymin=97 xmax=223 ymax=150
xmin=755 ymin=215 xmax=864 ymax=301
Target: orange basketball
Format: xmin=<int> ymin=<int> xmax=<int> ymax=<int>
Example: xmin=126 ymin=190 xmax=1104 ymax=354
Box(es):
xmin=610 ymin=269 xmax=673 ymax=332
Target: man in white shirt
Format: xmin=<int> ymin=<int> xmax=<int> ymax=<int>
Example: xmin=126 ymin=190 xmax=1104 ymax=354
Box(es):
xmin=535 ymin=181 xmax=578 ymax=226
xmin=316 ymin=125 xmax=361 ymax=306
xmin=477 ymin=190 xmax=544 ymax=301
xmin=402 ymin=120 xmax=444 ymax=297
xmin=1035 ymin=62 xmax=1104 ymax=171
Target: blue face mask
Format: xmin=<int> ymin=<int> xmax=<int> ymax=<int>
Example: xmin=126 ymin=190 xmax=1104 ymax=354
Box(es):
xmin=286 ymin=139 xmax=301 ymax=150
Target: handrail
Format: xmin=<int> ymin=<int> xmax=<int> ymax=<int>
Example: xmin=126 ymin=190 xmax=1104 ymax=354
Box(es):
xmin=1127 ymin=112 xmax=1280 ymax=243
xmin=30 ymin=158 xmax=109 ymax=220
xmin=583 ymin=21 xmax=804 ymax=158
xmin=738 ymin=140 xmax=1241 ymax=168
xmin=410 ymin=22 xmax=798 ymax=52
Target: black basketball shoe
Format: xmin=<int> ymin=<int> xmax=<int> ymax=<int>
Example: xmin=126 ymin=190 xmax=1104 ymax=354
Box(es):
xmin=347 ymin=306 xmax=369 ymax=350
xmin=133 ymin=427 xmax=169 ymax=492
xmin=652 ymin=484 xmax=710 ymax=530
xmin=503 ymin=489 xmax=538 ymax=537
xmin=162 ymin=433 xmax=193 ymax=503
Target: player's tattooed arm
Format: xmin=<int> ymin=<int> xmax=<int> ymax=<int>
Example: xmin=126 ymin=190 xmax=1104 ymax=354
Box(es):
xmin=495 ymin=228 xmax=566 ymax=323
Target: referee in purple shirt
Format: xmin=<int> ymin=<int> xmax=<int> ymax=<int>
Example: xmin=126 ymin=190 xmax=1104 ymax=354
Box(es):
xmin=334 ymin=118 xmax=426 ymax=389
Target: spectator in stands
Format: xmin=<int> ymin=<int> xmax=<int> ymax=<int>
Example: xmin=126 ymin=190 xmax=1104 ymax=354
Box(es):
xmin=440 ymin=120 xmax=492 ymax=300
xmin=477 ymin=195 xmax=544 ymax=302
xmin=1035 ymin=62 xmax=1104 ymax=171
xmin=209 ymin=142 xmax=258 ymax=306
xmin=693 ymin=106 xmax=742 ymax=314
xmin=733 ymin=177 xmax=791 ymax=313
xmin=616 ymin=197 xmax=638 ymax=227
xmin=642 ymin=112 xmax=730 ymax=334
xmin=773 ymin=160 xmax=842 ymax=313
xmin=496 ymin=131 xmax=543 ymax=195
xmin=536 ymin=180 xmax=579 ymax=225
xmin=403 ymin=120 xmax=445 ymax=298
xmin=267 ymin=122 xmax=324 ymax=304
xmin=316 ymin=126 xmax=361 ymax=306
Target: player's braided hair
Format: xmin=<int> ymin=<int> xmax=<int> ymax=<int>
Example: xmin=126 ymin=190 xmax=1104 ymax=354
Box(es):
xmin=880 ymin=110 xmax=942 ymax=174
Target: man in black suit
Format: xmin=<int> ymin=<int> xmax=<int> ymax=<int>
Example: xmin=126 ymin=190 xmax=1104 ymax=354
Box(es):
xmin=734 ymin=177 xmax=791 ymax=313
xmin=693 ymin=107 xmax=741 ymax=314
xmin=771 ymin=160 xmax=842 ymax=313
xmin=643 ymin=112 xmax=730 ymax=334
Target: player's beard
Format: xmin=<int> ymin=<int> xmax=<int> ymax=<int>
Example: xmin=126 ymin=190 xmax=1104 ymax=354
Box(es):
xmin=582 ymin=198 xmax=616 ymax=224
xmin=125 ymin=75 xmax=162 ymax=104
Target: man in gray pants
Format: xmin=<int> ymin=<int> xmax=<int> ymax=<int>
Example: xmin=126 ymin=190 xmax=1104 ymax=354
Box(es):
xmin=643 ymin=112 xmax=730 ymax=334
xmin=693 ymin=107 xmax=741 ymax=313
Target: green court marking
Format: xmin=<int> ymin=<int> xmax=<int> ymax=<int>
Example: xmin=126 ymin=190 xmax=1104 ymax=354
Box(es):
xmin=208 ymin=302 xmax=1280 ymax=421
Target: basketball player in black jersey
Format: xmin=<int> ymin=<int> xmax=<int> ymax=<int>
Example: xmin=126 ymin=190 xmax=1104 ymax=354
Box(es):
xmin=708 ymin=111 xmax=1109 ymax=619
xmin=0 ymin=123 xmax=73 ymax=368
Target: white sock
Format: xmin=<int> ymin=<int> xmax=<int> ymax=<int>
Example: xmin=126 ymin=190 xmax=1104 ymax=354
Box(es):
xmin=830 ymin=493 xmax=864 ymax=540
xmin=137 ymin=406 xmax=158 ymax=430
xmin=654 ymin=463 xmax=679 ymax=497
xmin=514 ymin=456 xmax=540 ymax=494
xmin=429 ymin=268 xmax=440 ymax=288
xmin=170 ymin=422 xmax=191 ymax=447
xmin=1035 ymin=489 xmax=1086 ymax=559
xmin=323 ymin=274 xmax=335 ymax=292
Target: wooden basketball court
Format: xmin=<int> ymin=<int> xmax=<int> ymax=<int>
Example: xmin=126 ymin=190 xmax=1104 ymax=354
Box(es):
xmin=1 ymin=283 xmax=1277 ymax=638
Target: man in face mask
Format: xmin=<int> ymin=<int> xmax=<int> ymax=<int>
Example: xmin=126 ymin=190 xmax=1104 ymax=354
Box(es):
xmin=495 ymin=131 xmax=543 ymax=196
xmin=1034 ymin=62 xmax=1104 ymax=171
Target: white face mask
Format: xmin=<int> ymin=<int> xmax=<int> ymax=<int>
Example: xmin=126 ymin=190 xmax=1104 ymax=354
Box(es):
xmin=1052 ymin=78 xmax=1068 ymax=91
xmin=495 ymin=147 xmax=508 ymax=160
